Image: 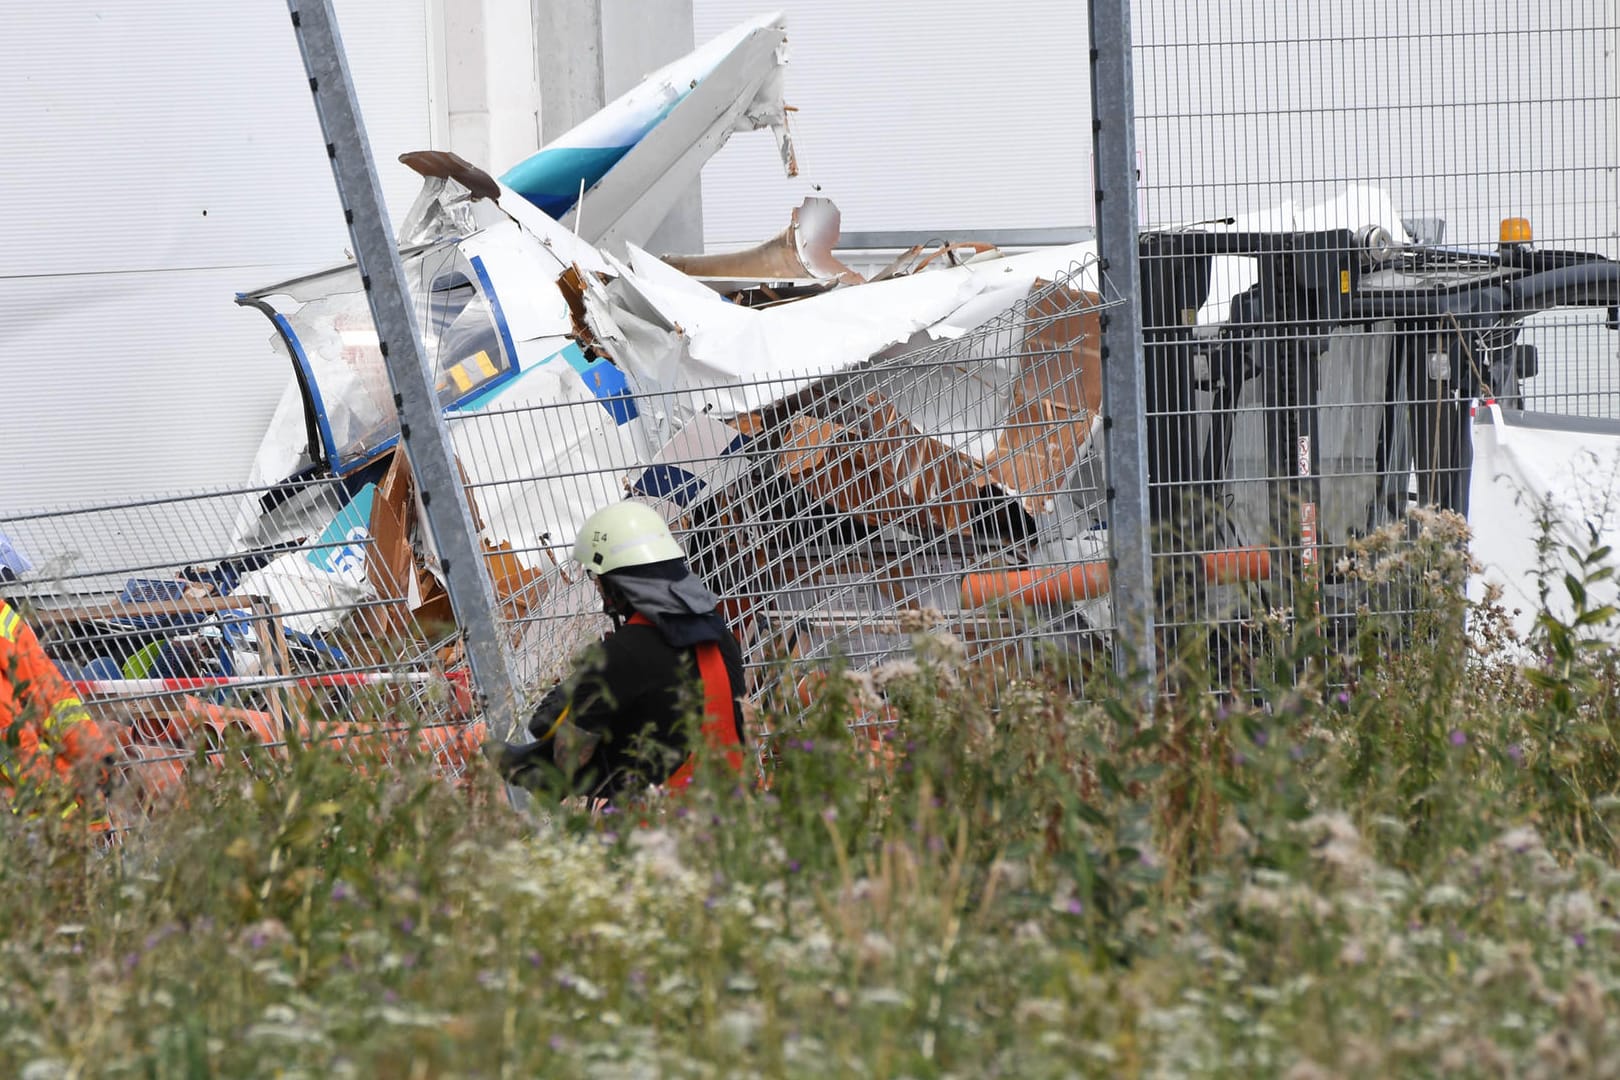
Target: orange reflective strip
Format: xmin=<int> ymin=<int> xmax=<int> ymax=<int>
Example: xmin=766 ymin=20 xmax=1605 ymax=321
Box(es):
xmin=627 ymin=613 xmax=744 ymax=791
xmin=0 ymin=602 xmax=21 ymax=642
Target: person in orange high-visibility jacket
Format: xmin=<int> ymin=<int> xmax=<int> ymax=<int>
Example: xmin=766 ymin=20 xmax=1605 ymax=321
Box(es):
xmin=0 ymin=598 xmax=119 ymax=823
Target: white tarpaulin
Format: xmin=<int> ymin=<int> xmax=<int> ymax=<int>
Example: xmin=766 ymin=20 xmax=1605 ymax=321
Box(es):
xmin=1468 ymin=404 xmax=1620 ymax=645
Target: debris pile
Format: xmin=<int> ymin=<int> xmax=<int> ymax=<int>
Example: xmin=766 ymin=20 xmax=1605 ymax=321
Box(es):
xmin=12 ymin=11 xmax=1118 ymax=770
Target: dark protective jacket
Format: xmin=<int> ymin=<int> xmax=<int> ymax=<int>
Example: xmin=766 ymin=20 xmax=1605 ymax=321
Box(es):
xmin=501 ymin=560 xmax=745 ymax=797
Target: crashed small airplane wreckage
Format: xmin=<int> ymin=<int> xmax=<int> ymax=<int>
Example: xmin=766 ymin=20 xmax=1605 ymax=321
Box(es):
xmin=223 ymin=10 xmax=1620 ymax=720
xmin=231 ymin=12 xmax=1115 ymax=702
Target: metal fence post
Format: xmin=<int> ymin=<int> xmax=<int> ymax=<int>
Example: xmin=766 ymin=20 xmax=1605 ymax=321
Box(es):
xmin=287 ymin=0 xmax=522 ymax=744
xmin=1089 ymin=0 xmax=1157 ymax=700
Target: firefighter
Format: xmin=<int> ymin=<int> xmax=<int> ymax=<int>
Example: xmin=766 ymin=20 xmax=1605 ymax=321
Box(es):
xmin=0 ymin=595 xmax=120 ymax=826
xmin=490 ymin=501 xmax=746 ymax=799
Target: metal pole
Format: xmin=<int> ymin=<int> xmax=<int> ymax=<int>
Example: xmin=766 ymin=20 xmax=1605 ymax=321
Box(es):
xmin=1088 ymin=0 xmax=1158 ymax=699
xmin=286 ymin=0 xmax=522 ymax=745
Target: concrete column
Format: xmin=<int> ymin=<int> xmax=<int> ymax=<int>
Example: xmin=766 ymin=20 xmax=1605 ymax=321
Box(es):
xmin=435 ymin=0 xmax=542 ymax=173
xmin=531 ymin=0 xmax=703 ymax=253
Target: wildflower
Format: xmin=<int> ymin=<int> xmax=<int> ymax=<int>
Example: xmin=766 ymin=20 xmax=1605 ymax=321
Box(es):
xmin=1066 ymin=898 xmax=1084 ymax=916
xmin=527 ymin=950 xmax=543 ymax=968
xmin=822 ymin=806 xmax=838 ymax=823
xmin=1573 ymin=932 xmax=1588 ymax=948
xmin=398 ymin=917 xmax=416 ymax=935
xmin=330 ymin=880 xmax=355 ymax=904
xmin=1336 ymin=691 xmax=1351 ymax=705
xmin=1507 ymin=743 xmax=1524 ymax=766
xmin=239 ymin=918 xmax=290 ymax=952
xmin=1449 ymin=730 xmax=1467 ymax=747
xmin=1252 ymin=729 xmax=1268 ymax=747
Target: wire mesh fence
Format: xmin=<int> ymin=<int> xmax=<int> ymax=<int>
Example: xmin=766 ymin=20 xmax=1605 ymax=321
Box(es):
xmin=1130 ymin=0 xmax=1620 ymax=688
xmin=1 ymin=474 xmax=489 ymax=834
xmin=8 ymin=1 xmax=1620 ymax=826
xmin=2 ymin=260 xmax=1117 ymax=818
xmin=445 ymin=265 xmax=1120 ymax=740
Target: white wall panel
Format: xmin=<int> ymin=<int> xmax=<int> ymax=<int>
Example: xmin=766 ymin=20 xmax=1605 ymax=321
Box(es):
xmin=1 ymin=1 xmax=432 ymax=515
xmin=692 ymin=1 xmax=1093 ymax=249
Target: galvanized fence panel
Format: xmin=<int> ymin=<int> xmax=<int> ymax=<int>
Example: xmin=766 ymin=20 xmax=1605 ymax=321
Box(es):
xmin=0 ymin=473 xmax=490 ymax=834
xmin=444 ymin=265 xmax=1121 ymax=743
xmin=1129 ymin=0 xmax=1620 ymax=686
xmin=3 ymin=261 xmax=1121 ymax=820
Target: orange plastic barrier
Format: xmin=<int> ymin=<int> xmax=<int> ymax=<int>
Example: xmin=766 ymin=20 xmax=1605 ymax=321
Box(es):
xmin=1203 ymin=547 xmax=1272 ymax=584
xmin=960 ymin=548 xmax=1273 ymax=607
xmin=960 ymin=562 xmax=1111 ymax=607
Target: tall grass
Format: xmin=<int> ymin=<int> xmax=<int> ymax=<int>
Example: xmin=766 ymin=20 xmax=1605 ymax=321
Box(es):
xmin=6 ymin=509 xmax=1620 ymax=1077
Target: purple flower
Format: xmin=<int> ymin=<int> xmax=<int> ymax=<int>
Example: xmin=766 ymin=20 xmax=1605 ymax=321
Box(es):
xmin=601 ymin=832 xmax=619 ymax=845
xmin=384 ymin=989 xmax=398 ymax=1003
xmin=400 ymin=954 xmax=418 ymax=970
xmin=1336 ymin=691 xmax=1351 ymax=705
xmin=1232 ymin=752 xmax=1248 ymax=767
xmin=123 ymin=951 xmax=140 ymax=972
xmin=1574 ymin=932 xmax=1588 ymax=948
xmin=704 ymin=896 xmax=719 ymax=910
xmin=398 ymin=917 xmax=416 ymax=935
xmin=822 ymin=807 xmax=838 ymax=823
xmin=787 ymin=859 xmax=800 ymax=873
xmin=330 ymin=881 xmax=355 ymax=903
xmin=628 ymin=968 xmax=646 ymax=988
xmin=527 ymin=950 xmax=543 ymax=968
xmin=1290 ymin=745 xmax=1306 ymax=762
xmin=1449 ymin=730 xmax=1467 ymax=747
xmin=248 ymin=933 xmax=268 ymax=951
xmin=674 ymin=806 xmax=690 ymax=819
xmin=556 ymin=973 xmax=575 ymax=991
xmin=1065 ymin=898 xmax=1084 ymax=916
xmin=549 ymin=1035 xmax=566 ymax=1052
xmin=1252 ymin=730 xmax=1269 ymax=748
xmin=1507 ymin=744 xmax=1525 ymax=766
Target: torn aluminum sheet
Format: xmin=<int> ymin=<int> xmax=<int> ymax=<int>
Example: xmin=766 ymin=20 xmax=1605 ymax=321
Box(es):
xmin=499 ymin=11 xmax=795 ymax=255
xmin=629 ymin=412 xmax=753 ymax=514
xmin=448 ymin=339 xmax=654 ymax=567
xmin=662 ymin=197 xmax=861 ymax=286
xmin=232 ymin=484 xmax=378 ymax=635
xmin=584 ymin=240 xmax=1101 ymax=419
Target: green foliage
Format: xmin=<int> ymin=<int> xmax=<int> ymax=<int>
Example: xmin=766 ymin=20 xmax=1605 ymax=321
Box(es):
xmin=10 ymin=511 xmax=1620 ymax=1076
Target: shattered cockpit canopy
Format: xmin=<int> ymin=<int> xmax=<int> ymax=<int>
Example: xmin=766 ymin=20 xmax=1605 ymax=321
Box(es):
xmin=239 ymin=244 xmax=514 ymax=476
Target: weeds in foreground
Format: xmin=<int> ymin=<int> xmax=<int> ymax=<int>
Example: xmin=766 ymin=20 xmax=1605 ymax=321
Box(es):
xmin=6 ymin=511 xmax=1620 ymax=1076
